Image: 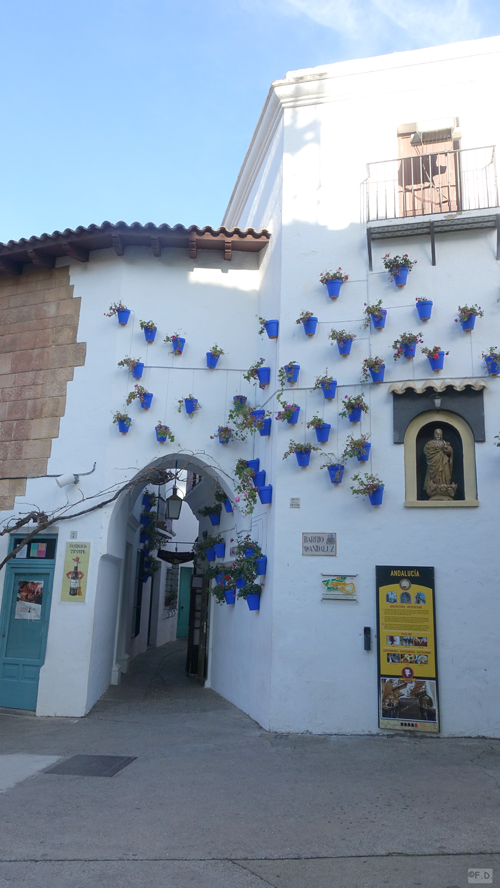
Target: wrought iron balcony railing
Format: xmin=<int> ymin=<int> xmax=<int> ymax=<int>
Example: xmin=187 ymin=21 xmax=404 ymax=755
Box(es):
xmin=366 ymin=146 xmax=498 ymax=223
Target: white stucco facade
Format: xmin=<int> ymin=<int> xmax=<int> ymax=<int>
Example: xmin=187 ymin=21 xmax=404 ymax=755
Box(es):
xmin=1 ymin=35 xmax=500 ymax=736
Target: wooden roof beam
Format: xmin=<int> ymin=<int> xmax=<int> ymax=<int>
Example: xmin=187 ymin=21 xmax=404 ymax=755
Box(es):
xmin=224 ymin=240 xmax=232 ymax=261
xmin=61 ymin=242 xmax=89 ymax=263
xmin=151 ymin=236 xmax=162 ymax=258
xmin=27 ymin=249 xmax=56 ymax=269
xmin=111 ymin=233 xmax=124 ymax=256
xmin=0 ymin=257 xmax=22 ymax=276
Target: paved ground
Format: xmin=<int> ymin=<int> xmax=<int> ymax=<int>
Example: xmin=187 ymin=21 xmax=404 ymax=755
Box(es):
xmin=0 ymin=639 xmax=499 ymax=888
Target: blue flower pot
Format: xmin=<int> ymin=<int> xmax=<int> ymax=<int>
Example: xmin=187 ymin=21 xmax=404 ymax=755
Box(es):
xmin=117 ymin=419 xmax=130 ymax=434
xmin=427 ymin=351 xmax=445 ymax=371
xmin=416 ymin=300 xmax=433 ymax=321
xmin=233 ymin=395 xmax=247 ymax=407
xmin=206 ymin=548 xmax=216 ymax=562
xmin=303 ymin=316 xmax=318 ymax=336
xmin=259 ymin=418 xmax=272 ymax=436
xmin=140 ymin=532 xmax=150 ymax=545
xmin=321 ymin=380 xmax=337 ymax=399
xmin=246 ymin=592 xmax=261 ymax=611
xmin=236 ymin=576 xmax=246 ymax=589
xmin=338 ymin=339 xmax=353 ymax=356
xmin=208 ymin=513 xmax=221 ymax=526
xmin=216 ymin=573 xmax=225 ymax=585
xmin=348 ymin=407 xmax=362 ymax=423
xmin=402 ymin=343 xmax=415 ymax=359
xmin=214 ymin=543 xmax=226 ymax=559
xmin=250 ymin=410 xmax=265 ymax=426
xmin=140 ymin=393 xmax=153 ymax=409
xmin=287 ymin=406 xmax=300 ymax=424
xmin=368 ymin=486 xmax=384 ymax=505
xmin=357 ymin=442 xmax=371 ymax=462
xmin=207 ymin=352 xmax=219 ymax=368
xmin=265 ymin=320 xmax=279 ymax=339
xmin=485 ymin=356 xmax=500 ymax=376
xmin=185 ymin=398 xmax=198 ymax=414
xmin=256 ymin=367 xmax=271 ymax=387
xmin=172 ymin=337 xmax=185 ymax=354
xmin=369 ymin=365 xmax=385 ymax=383
xmin=140 ymin=514 xmax=151 ymax=526
xmin=253 ymin=470 xmax=266 ymax=488
xmin=244 ymin=548 xmax=256 ymax=559
xmin=284 ymin=363 xmax=300 ymax=384
xmin=224 ymin=498 xmax=233 ymax=513
xmin=295 ymin=450 xmax=311 ymax=467
xmin=142 ymin=495 xmax=152 ymax=511
xmin=117 ymin=309 xmax=131 ymax=325
xmin=246 ymin=459 xmax=260 ymax=472
xmin=144 ymin=326 xmax=157 ymax=343
xmin=314 ymin=423 xmax=331 ymax=443
xmin=224 ymin=590 xmax=236 ymax=605
xmin=218 ymin=432 xmax=231 ymax=444
xmin=256 ymin=556 xmax=267 ymax=576
xmin=461 ymin=315 xmax=476 ymax=332
xmin=258 ymin=485 xmax=272 ymax=504
xmin=327 ymin=464 xmax=344 ymax=484
xmin=393 ymin=267 xmax=409 ymax=287
xmin=326 ymin=279 xmax=342 ymax=299
xmin=156 ymin=428 xmax=169 ymax=443
xmin=132 ymin=361 xmax=144 ymax=379
xmin=371 ymin=310 xmax=387 ymax=330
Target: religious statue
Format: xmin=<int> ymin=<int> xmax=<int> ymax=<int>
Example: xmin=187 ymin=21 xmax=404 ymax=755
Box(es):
xmin=423 ymin=428 xmax=457 ymax=500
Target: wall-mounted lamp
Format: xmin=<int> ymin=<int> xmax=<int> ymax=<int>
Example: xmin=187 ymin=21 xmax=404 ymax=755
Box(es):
xmin=432 ymin=396 xmax=442 ymax=411
xmin=165 ymin=483 xmax=183 ymax=520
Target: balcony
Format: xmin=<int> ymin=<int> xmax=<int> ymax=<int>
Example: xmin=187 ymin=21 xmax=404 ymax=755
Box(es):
xmin=364 ymin=146 xmax=500 ymax=268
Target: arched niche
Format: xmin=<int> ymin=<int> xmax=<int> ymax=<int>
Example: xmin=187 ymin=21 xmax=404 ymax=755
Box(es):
xmin=404 ymin=410 xmax=478 ymax=508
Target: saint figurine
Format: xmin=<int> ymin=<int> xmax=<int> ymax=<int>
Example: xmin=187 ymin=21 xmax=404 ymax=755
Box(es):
xmin=423 ymin=428 xmax=457 ymax=501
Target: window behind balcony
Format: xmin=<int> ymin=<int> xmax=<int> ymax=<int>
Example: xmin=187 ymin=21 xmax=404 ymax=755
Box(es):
xmin=397 ymin=120 xmax=461 ymax=216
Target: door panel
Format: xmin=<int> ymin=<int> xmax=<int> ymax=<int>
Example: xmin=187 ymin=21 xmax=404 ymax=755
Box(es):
xmin=176 ymin=567 xmax=192 ymax=638
xmin=0 ymin=565 xmax=54 ymax=711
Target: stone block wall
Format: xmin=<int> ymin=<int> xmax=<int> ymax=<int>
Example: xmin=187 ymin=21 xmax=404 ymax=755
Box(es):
xmin=0 ymin=265 xmax=86 ymax=510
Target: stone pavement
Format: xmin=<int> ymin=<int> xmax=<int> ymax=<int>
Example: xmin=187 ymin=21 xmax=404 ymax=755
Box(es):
xmin=0 ymin=639 xmax=499 ymax=888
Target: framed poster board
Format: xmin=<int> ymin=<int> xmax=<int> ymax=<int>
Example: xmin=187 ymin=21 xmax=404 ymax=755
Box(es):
xmin=376 ymin=566 xmax=439 ymax=733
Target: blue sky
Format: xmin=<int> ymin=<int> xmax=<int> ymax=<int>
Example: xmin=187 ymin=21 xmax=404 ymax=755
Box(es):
xmin=1 ymin=0 xmax=499 ymax=242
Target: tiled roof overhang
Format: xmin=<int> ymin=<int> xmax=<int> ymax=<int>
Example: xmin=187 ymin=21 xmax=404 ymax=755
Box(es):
xmin=0 ymin=221 xmax=270 ymax=277
xmin=389 ymin=378 xmax=488 ymax=394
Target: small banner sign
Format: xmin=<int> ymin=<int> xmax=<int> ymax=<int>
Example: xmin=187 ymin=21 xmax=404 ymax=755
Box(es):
xmin=302 ymin=533 xmax=336 ymax=556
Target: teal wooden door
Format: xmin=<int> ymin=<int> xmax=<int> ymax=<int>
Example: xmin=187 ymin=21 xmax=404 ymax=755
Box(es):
xmin=176 ymin=567 xmax=192 ymax=638
xmin=0 ymin=562 xmax=55 ymax=711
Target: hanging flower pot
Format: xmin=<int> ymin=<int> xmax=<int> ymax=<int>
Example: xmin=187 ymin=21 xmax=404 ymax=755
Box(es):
xmin=206 ymin=352 xmax=219 ymax=369
xmin=284 ymin=363 xmax=300 ymax=384
xmin=117 ymin=418 xmax=131 ymax=434
xmin=140 ymin=393 xmax=153 ymax=409
xmin=250 ymin=409 xmax=265 ymax=428
xmin=140 ymin=532 xmax=150 ymax=545
xmin=392 ymin=267 xmax=409 ymax=287
xmin=224 ymin=498 xmax=233 ymax=513
xmin=422 ymin=348 xmax=446 ymax=371
xmin=326 ymin=279 xmax=342 ymax=299
xmin=258 ymin=485 xmax=272 ymax=504
xmin=338 ymin=339 xmax=353 ymax=357
xmin=369 ymin=364 xmax=385 ymax=383
xmin=216 ymin=573 xmax=226 ymax=585
xmin=256 ymin=556 xmax=267 ymax=576
xmin=144 ymin=326 xmax=157 ymax=343
xmin=296 ymin=450 xmax=311 ymax=467
xmin=233 ymin=395 xmax=247 ymax=407
xmin=256 ymin=367 xmax=271 ymax=387
xmin=357 ymin=442 xmax=372 ymax=461
xmin=368 ymin=486 xmax=384 ymax=505
xmin=140 ymin=514 xmax=151 ymax=526
xmin=142 ymin=494 xmax=153 ymax=511
xmin=314 ymin=423 xmax=331 ymax=443
xmin=372 ymin=310 xmax=387 ymax=330
xmin=218 ymin=430 xmax=232 ymax=444
xmin=403 ymin=342 xmax=416 ymax=359
xmin=224 ymin=590 xmax=236 ymax=605
xmin=208 ymin=513 xmax=221 ymax=526
xmin=327 ymin=464 xmax=344 ymax=484
xmin=484 ymin=353 xmax=500 ymax=376
xmin=300 ymin=315 xmax=318 ymax=336
xmin=321 ymin=380 xmax=337 ymax=399
xmin=259 ymin=418 xmax=272 ymax=436
xmin=253 ymin=470 xmax=266 ymax=488
xmin=349 ymin=407 xmax=362 ymax=423
xmin=340 ymin=395 xmax=369 ymax=425
xmin=287 ymin=406 xmax=300 ymax=424
xmin=244 ymin=547 xmax=256 ymax=558
xmin=132 ymin=362 xmax=144 ymax=379
xmin=246 ymin=592 xmax=261 ymax=611
xmin=117 ymin=309 xmax=131 ymax=325
xmin=214 ymin=542 xmax=226 ymax=559
xmin=416 ymin=299 xmax=433 ymax=321
xmin=457 ymin=304 xmax=483 ymax=333
xmin=461 ymin=315 xmax=476 ymax=332
xmin=236 ymin=575 xmax=246 ymax=589
xmin=172 ymin=336 xmax=185 ymax=354
xmin=185 ymin=397 xmax=199 ymax=414
xmin=206 ymin=548 xmax=216 ymax=562
xmin=264 ymin=320 xmax=279 ymax=339
xmin=246 ymin=458 xmax=260 ymax=472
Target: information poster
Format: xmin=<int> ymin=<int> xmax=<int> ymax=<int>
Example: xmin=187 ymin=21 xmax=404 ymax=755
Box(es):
xmin=15 ymin=579 xmax=44 ymax=620
xmin=376 ymin=566 xmax=439 ymax=733
xmin=61 ymin=542 xmax=91 ymax=603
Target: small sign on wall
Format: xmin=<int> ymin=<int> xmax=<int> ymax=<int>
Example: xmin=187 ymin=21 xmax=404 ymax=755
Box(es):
xmin=302 ymin=533 xmax=336 ymax=556
xmin=61 ymin=542 xmax=91 ymax=603
xmin=321 ymin=576 xmax=357 ymax=601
